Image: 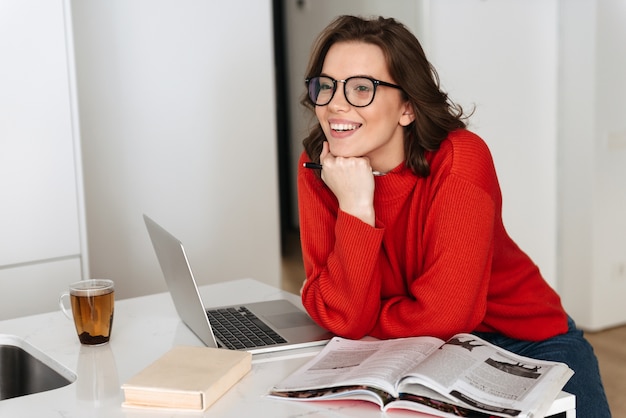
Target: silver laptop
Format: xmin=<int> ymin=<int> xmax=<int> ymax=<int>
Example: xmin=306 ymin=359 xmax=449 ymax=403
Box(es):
xmin=143 ymin=214 xmax=332 ymax=354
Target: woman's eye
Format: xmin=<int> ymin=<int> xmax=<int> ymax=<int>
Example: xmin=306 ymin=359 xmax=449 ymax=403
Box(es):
xmin=350 ymin=83 xmax=372 ymax=95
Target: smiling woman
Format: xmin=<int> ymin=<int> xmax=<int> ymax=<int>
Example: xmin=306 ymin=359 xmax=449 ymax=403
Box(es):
xmin=295 ymin=15 xmax=611 ymax=418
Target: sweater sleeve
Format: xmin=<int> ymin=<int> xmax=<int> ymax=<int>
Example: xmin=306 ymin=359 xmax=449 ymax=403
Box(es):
xmin=371 ymin=174 xmax=496 ymax=340
xmin=298 ymin=162 xmax=496 ymax=340
xmin=298 ymin=153 xmax=390 ymax=338
xmin=299 ymin=145 xmax=499 ymax=338
xmin=368 ymin=135 xmax=503 ymax=340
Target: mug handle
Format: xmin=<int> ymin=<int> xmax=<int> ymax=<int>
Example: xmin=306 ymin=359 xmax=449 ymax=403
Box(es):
xmin=59 ymin=293 xmax=73 ymax=320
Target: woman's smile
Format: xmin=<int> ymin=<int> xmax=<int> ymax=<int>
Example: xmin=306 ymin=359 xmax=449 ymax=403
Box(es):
xmin=330 ymin=122 xmax=361 ymax=132
xmin=328 ymin=118 xmax=362 ymax=138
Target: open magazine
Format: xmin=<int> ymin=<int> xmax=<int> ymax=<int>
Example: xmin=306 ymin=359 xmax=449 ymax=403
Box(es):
xmin=269 ymin=334 xmax=573 ymax=418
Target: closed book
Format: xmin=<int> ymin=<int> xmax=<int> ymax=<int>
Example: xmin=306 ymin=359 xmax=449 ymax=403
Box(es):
xmin=121 ymin=345 xmax=251 ymax=411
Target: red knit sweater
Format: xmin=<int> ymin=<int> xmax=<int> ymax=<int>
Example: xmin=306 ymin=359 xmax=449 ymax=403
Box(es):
xmin=298 ymin=129 xmax=568 ymax=342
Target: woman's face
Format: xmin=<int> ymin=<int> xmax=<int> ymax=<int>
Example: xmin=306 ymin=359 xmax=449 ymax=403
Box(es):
xmin=314 ymin=41 xmax=414 ymax=172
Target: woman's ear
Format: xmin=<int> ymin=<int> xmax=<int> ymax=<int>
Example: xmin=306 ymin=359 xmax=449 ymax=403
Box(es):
xmin=399 ymin=103 xmax=415 ymax=126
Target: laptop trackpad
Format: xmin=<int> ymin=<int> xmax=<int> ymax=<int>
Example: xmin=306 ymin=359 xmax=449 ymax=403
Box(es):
xmin=265 ymin=312 xmax=315 ymax=329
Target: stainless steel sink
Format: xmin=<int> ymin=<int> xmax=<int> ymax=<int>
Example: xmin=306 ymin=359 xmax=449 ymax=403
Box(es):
xmin=0 ymin=335 xmax=76 ymax=400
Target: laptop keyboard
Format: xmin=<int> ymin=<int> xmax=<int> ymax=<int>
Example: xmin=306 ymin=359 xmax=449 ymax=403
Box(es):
xmin=206 ymin=306 xmax=287 ymax=350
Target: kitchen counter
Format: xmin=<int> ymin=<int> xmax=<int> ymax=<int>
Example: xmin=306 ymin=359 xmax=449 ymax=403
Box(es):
xmin=0 ymin=278 xmax=574 ymax=417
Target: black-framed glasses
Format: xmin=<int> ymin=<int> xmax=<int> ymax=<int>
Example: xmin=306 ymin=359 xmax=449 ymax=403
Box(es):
xmin=305 ymin=76 xmax=403 ymax=108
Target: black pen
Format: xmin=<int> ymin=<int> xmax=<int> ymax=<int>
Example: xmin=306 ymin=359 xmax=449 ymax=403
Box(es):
xmin=302 ymin=162 xmax=385 ymax=176
xmin=303 ymin=162 xmax=323 ymax=170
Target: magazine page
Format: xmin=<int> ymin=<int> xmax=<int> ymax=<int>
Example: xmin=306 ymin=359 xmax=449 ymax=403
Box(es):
xmin=399 ymin=333 xmax=574 ymax=418
xmin=270 ymin=336 xmax=443 ymax=400
xmin=392 ymin=384 xmax=506 ymax=418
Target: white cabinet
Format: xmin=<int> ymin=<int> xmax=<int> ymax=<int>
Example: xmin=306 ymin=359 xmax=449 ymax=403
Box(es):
xmin=0 ymin=0 xmax=85 ymax=319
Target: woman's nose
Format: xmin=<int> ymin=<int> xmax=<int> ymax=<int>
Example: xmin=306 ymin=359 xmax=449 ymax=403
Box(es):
xmin=328 ymin=82 xmax=350 ymax=111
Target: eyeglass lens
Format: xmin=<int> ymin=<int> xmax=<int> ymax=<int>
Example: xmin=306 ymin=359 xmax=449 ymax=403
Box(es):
xmin=308 ymin=76 xmax=377 ymax=107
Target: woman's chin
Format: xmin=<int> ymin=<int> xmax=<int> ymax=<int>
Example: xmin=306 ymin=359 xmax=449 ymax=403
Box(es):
xmin=327 ymin=145 xmax=359 ymax=158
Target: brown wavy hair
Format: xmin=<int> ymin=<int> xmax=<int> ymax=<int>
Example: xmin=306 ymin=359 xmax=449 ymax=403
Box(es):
xmin=301 ymin=15 xmax=469 ymax=177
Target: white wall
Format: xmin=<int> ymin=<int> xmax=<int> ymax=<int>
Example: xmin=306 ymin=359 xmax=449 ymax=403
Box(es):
xmin=0 ymin=0 xmax=87 ymax=319
xmin=559 ymin=0 xmax=626 ymax=330
xmin=70 ymin=1 xmax=282 ymax=300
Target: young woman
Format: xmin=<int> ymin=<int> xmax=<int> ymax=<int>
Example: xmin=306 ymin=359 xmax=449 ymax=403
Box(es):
xmin=297 ymin=15 xmax=610 ymax=416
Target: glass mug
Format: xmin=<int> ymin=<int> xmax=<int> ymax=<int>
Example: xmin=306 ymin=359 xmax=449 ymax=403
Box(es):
xmin=59 ymin=279 xmax=115 ymax=345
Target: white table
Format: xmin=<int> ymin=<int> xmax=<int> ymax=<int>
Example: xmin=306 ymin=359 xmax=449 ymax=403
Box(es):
xmin=0 ymin=278 xmax=575 ymax=417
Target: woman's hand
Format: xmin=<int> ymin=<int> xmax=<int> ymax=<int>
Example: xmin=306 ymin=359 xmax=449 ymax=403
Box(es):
xmin=319 ymin=142 xmax=376 ymax=226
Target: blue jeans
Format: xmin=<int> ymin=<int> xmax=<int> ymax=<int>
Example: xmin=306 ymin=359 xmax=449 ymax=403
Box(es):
xmin=473 ymin=317 xmax=611 ymax=417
